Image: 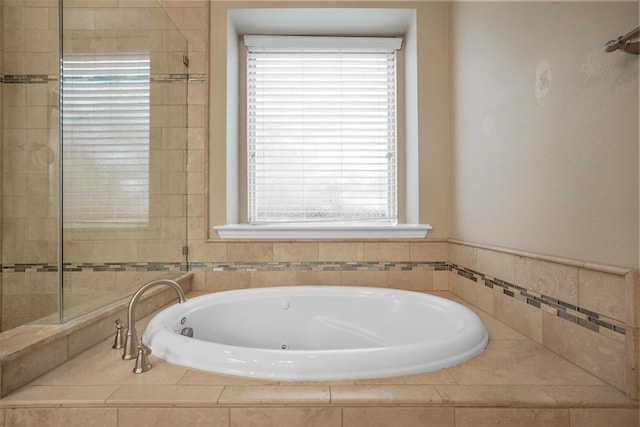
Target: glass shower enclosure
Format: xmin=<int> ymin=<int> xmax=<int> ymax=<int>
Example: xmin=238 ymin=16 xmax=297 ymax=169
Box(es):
xmin=0 ymin=0 xmax=189 ymax=331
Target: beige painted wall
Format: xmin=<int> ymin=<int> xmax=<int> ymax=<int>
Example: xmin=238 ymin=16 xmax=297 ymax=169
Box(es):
xmin=450 ymin=2 xmax=639 ymax=269
xmin=207 ymin=1 xmax=451 ymax=242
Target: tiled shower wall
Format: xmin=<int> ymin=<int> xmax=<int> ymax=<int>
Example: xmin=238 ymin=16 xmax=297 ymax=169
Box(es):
xmin=1 ymin=0 xmax=59 ymax=330
xmin=0 ymin=0 xmax=209 ymax=330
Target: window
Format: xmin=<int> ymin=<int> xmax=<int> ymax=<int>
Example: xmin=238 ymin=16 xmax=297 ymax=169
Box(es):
xmin=245 ymin=36 xmax=402 ymax=225
xmin=62 ymin=53 xmax=150 ymax=227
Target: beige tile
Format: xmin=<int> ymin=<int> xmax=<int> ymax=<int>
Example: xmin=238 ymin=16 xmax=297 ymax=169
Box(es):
xmin=107 ymin=385 xmax=223 ymax=405
xmin=273 ymin=242 xmax=319 ymax=262
xmin=409 ymin=241 xmax=448 ymax=261
xmin=331 ymin=384 xmax=442 ymax=404
xmin=230 ymin=407 xmax=341 ymax=427
xmin=436 ymin=385 xmax=556 ymax=406
xmin=294 ymin=270 xmax=342 ymax=285
xmin=433 ymin=270 xmax=449 ymax=290
xmin=219 ymin=385 xmax=330 ymax=405
xmin=476 ymin=247 xmax=516 ymax=283
xmin=119 ymin=407 xmax=228 ymax=427
xmin=470 ymin=308 xmax=528 ymax=341
xmin=569 ymin=408 xmax=639 ymax=427
xmin=493 ymin=291 xmax=543 ymax=343
xmin=2 ymin=337 xmax=68 ymax=396
xmin=578 ymin=269 xmax=626 ymax=323
xmin=341 ymin=270 xmax=387 ymax=287
xmin=284 ymin=379 xmax=356 ymax=386
xmin=4 ymin=408 xmax=117 ymax=427
xmin=227 ymin=242 xmax=272 ymax=262
xmin=542 ymin=311 xmax=626 ymax=391
xmin=68 ymin=310 xmax=127 ymax=358
xmin=94 ymin=8 xmax=140 ymax=30
xmin=249 ymin=271 xmax=296 ymax=287
xmin=0 ymin=385 xmax=118 ymax=406
xmin=626 ymin=327 xmax=639 ymax=399
xmin=515 ymin=257 xmax=579 ymax=305
xmin=446 ymin=340 xmax=605 ymax=386
xmin=625 ymin=271 xmax=638 ymax=327
xmin=318 ymin=242 xmax=364 ymax=261
xmin=343 ymin=407 xmax=454 ymax=427
xmin=184 ymin=7 xmax=208 ymax=29
xmin=33 ymin=338 xmax=187 ymax=386
xmin=449 ymin=272 xmax=494 ymax=315
xmin=355 ymin=368 xmax=457 ymax=385
xmin=178 ymin=370 xmax=275 ymax=386
xmin=363 ymin=242 xmax=410 ymax=261
xmin=454 ymin=408 xmax=570 ymax=427
xmin=203 ymin=271 xmax=250 ymax=292
xmin=387 ymin=269 xmax=433 ymax=291
xmin=540 ymin=385 xmax=636 ymax=407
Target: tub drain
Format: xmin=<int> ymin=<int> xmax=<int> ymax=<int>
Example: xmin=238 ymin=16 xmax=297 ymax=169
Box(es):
xmin=280 ymin=344 xmax=288 ymax=350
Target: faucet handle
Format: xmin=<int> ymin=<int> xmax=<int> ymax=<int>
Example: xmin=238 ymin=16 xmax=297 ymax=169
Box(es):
xmin=133 ymin=344 xmax=152 ymax=374
xmin=112 ymin=319 xmax=125 ymax=350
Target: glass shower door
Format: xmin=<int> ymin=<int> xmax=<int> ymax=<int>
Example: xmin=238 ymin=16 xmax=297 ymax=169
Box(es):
xmin=60 ymin=2 xmax=189 ymax=320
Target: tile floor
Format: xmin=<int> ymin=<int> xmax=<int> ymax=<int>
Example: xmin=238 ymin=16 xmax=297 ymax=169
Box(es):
xmin=0 ymin=291 xmax=638 ymax=427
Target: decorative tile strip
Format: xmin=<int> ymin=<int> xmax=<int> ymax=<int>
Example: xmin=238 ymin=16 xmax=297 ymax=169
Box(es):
xmin=4 ymin=74 xmax=58 ymax=84
xmin=0 ymin=74 xmax=206 ymax=84
xmin=450 ymin=264 xmax=626 ymax=338
xmin=189 ymin=261 xmax=448 ymax=273
xmin=1 ymin=262 xmax=187 ymax=273
xmin=3 ymin=260 xmax=622 ymax=338
xmin=151 ymin=73 xmax=206 ymax=83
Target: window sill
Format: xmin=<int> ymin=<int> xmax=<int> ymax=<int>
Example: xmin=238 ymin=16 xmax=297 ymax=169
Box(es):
xmin=214 ymin=223 xmax=432 ymax=239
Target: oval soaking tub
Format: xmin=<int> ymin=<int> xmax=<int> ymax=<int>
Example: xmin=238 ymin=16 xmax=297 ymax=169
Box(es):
xmin=142 ymin=286 xmax=489 ymax=381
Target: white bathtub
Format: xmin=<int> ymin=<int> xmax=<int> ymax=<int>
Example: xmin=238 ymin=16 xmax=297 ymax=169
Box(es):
xmin=142 ymin=286 xmax=489 ymax=381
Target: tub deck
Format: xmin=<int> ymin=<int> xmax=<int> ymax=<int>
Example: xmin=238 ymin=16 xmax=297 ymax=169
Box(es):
xmin=0 ymin=291 xmax=637 ymax=427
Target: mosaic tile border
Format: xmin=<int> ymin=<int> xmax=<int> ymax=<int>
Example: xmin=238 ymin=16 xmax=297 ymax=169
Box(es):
xmin=3 ymin=74 xmax=57 ymax=84
xmin=1 ymin=260 xmax=626 ymax=338
xmin=450 ymin=264 xmax=626 ymax=338
xmin=1 ymin=73 xmax=206 ymax=85
xmin=188 ymin=261 xmax=450 ymax=273
xmin=0 ymin=262 xmax=187 ymax=273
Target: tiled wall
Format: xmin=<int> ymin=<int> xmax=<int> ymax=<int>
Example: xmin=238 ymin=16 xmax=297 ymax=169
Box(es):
xmin=158 ymin=0 xmax=209 ymax=265
xmin=448 ymin=241 xmax=637 ymax=398
xmin=189 ymin=241 xmax=449 ymax=292
xmin=190 ymin=239 xmax=638 ymax=397
xmin=1 ymin=0 xmax=59 ymax=330
xmin=0 ymin=0 xmax=203 ymax=330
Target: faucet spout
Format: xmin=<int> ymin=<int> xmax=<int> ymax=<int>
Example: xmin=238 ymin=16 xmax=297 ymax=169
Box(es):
xmin=122 ymin=279 xmax=187 ymax=360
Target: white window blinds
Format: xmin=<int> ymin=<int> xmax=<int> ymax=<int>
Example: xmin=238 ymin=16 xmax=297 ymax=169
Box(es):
xmin=62 ymin=53 xmax=150 ymax=227
xmin=245 ymin=36 xmax=402 ymax=224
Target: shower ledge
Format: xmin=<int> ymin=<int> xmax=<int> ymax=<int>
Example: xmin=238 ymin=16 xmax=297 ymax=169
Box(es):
xmin=0 ymin=273 xmax=193 ymax=398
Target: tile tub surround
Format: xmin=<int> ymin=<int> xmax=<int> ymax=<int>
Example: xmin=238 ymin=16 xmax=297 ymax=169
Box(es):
xmin=0 ymin=291 xmax=637 ymax=427
xmin=0 ymin=274 xmax=192 ymax=398
xmin=448 ymin=241 xmax=638 ymax=399
xmin=3 ymin=239 xmax=637 ymax=399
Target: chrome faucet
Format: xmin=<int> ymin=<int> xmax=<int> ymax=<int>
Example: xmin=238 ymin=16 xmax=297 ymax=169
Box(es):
xmin=122 ymin=279 xmax=187 ymax=361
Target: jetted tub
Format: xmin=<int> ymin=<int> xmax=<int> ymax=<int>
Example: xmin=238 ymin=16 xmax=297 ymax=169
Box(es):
xmin=142 ymin=286 xmax=489 ymax=381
